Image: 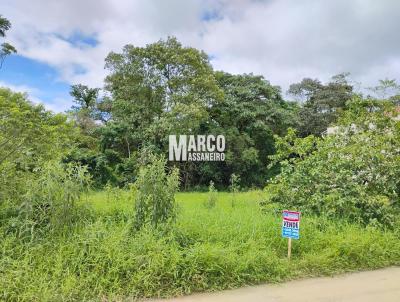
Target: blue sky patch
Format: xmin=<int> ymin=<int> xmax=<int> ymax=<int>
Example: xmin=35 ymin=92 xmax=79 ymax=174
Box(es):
xmin=201 ymin=9 xmax=221 ymax=22
xmin=0 ymin=55 xmax=72 ymax=112
xmin=56 ymin=31 xmax=99 ymax=48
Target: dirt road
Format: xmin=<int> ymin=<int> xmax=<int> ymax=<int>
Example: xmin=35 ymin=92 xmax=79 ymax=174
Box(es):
xmin=148 ymin=267 xmax=400 ymax=302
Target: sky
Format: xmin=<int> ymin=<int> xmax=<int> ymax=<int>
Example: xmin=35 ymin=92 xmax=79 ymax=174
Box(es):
xmin=1 ymin=0 xmax=400 ymax=112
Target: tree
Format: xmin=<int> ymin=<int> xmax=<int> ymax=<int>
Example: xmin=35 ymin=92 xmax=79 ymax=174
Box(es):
xmin=0 ymin=88 xmax=76 ymax=166
xmin=69 ymin=84 xmax=101 ymax=134
xmin=196 ymin=72 xmax=298 ymax=187
xmin=102 ymin=37 xmax=223 ymax=187
xmin=368 ymin=78 xmax=400 ymax=101
xmin=0 ymin=15 xmax=17 ymax=69
xmin=104 ymin=37 xmax=222 ymax=153
xmin=0 ymin=16 xmax=11 ymax=37
xmin=287 ymin=78 xmax=323 ymax=103
xmin=264 ymin=98 xmax=400 ymax=227
xmin=0 ymin=88 xmax=78 ymax=203
xmin=288 ymin=73 xmax=354 ymax=136
xmin=70 ymin=84 xmax=99 ymax=110
xmin=65 ymin=84 xmax=121 ymax=187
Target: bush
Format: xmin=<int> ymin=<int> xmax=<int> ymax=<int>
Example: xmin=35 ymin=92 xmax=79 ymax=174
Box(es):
xmin=264 ymin=99 xmax=400 ymax=227
xmin=5 ymin=162 xmax=91 ymax=239
xmin=0 ymin=88 xmax=78 ymax=207
xmin=133 ymin=155 xmax=179 ymax=230
xmin=1 ymin=192 xmax=400 ymax=301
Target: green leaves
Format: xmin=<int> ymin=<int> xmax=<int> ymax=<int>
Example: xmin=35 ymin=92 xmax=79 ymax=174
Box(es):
xmin=100 ymin=37 xmax=224 ymax=188
xmin=0 ymin=15 xmax=16 ymax=69
xmin=17 ymin=162 xmax=91 ymax=238
xmin=0 ymin=88 xmax=77 ymax=167
xmin=288 ymin=74 xmax=354 ymax=137
xmin=105 ymin=37 xmax=222 ymax=137
xmin=265 ymin=98 xmax=400 ymax=227
xmin=133 ymin=154 xmax=179 ymax=230
xmin=0 ymin=88 xmax=80 ymax=207
xmin=204 ymin=72 xmax=297 ymax=187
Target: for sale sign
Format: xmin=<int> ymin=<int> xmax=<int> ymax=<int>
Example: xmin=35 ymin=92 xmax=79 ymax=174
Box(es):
xmin=282 ymin=210 xmax=300 ymax=240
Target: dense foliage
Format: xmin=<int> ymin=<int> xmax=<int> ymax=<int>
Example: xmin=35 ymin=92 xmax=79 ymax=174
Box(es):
xmin=65 ymin=38 xmax=379 ymax=189
xmin=0 ymin=88 xmax=91 ymax=242
xmin=194 ymin=72 xmax=298 ymax=187
xmin=3 ymin=162 xmax=91 ymax=240
xmin=0 ymin=88 xmax=78 ymax=205
xmin=1 ymin=28 xmax=400 ymax=301
xmin=265 ymin=98 xmax=400 ymax=227
xmin=66 ymin=38 xmax=299 ymax=188
xmin=288 ymin=74 xmax=354 ymax=137
xmin=133 ymin=155 xmax=179 ymax=230
xmin=1 ymin=191 xmax=399 ymax=301
xmin=0 ymin=15 xmax=16 ymax=69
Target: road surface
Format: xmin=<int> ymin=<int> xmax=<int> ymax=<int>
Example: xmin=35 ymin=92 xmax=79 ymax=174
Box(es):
xmin=147 ymin=267 xmax=400 ymax=302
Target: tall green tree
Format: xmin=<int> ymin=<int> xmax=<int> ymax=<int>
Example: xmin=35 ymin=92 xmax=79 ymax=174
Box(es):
xmin=100 ymin=37 xmax=223 ymax=187
xmin=288 ymin=73 xmax=354 ymax=136
xmin=0 ymin=15 xmax=17 ymax=69
xmin=264 ymin=98 xmax=400 ymax=227
xmin=0 ymin=88 xmax=77 ymax=203
xmin=195 ymin=72 xmax=298 ymax=187
xmin=104 ymin=36 xmax=222 ymax=153
xmin=65 ymin=84 xmax=121 ymax=187
xmin=368 ymin=79 xmax=400 ymax=103
xmin=69 ymin=84 xmax=100 ymax=135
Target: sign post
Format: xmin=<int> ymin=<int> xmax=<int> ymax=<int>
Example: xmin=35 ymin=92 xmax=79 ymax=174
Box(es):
xmin=282 ymin=210 xmax=300 ymax=260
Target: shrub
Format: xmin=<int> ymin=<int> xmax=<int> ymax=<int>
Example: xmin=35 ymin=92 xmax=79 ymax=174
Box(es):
xmin=264 ymin=99 xmax=400 ymax=227
xmin=133 ymin=155 xmax=179 ymax=230
xmin=0 ymin=88 xmax=78 ymax=207
xmin=12 ymin=162 xmax=91 ymax=238
xmin=1 ymin=192 xmax=400 ymax=301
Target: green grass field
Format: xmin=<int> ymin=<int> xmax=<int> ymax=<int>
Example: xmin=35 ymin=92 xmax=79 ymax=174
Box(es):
xmin=1 ymin=190 xmax=400 ymax=301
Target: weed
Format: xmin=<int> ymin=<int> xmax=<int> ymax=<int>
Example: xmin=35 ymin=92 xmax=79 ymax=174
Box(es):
xmin=1 ymin=190 xmax=399 ymax=301
xmin=133 ymin=155 xmax=179 ymax=230
xmin=229 ymin=174 xmax=240 ymax=207
xmin=204 ymin=180 xmax=217 ymax=209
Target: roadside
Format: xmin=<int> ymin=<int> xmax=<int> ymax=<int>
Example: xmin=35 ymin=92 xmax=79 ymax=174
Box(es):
xmin=146 ymin=267 xmax=400 ymax=302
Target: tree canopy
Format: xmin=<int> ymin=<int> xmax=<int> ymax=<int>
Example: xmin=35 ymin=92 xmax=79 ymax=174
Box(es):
xmin=67 ymin=38 xmax=300 ymax=188
xmin=0 ymin=15 xmax=16 ymax=69
xmin=58 ymin=37 xmax=400 ymax=191
xmin=0 ymin=88 xmax=78 ymax=203
xmin=288 ymin=73 xmax=354 ymax=136
xmin=264 ymin=98 xmax=400 ymax=227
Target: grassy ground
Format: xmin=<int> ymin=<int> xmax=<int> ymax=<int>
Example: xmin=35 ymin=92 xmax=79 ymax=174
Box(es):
xmin=1 ymin=190 xmax=399 ymax=301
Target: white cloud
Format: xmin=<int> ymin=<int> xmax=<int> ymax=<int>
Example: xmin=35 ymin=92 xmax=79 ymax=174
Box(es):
xmin=2 ymin=0 xmax=400 ymax=95
xmin=0 ymin=81 xmax=39 ymax=96
xmin=0 ymin=81 xmax=46 ymax=105
xmin=0 ymin=81 xmax=70 ymax=112
xmin=43 ymin=97 xmax=73 ymax=113
xmin=201 ymin=0 xmax=400 ymax=89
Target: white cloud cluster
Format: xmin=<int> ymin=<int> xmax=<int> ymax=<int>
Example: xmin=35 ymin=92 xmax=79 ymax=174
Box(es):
xmin=0 ymin=81 xmax=40 ymax=100
xmin=2 ymin=0 xmax=400 ymax=95
xmin=0 ymin=81 xmax=72 ymax=112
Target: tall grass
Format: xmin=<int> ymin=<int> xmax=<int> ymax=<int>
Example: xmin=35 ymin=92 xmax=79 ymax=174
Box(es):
xmin=1 ymin=190 xmax=399 ymax=301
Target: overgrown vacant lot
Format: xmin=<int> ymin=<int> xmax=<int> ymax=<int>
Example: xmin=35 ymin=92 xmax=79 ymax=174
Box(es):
xmin=1 ymin=191 xmax=400 ymax=301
